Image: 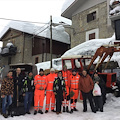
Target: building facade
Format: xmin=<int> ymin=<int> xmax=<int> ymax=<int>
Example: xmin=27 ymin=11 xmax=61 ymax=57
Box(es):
xmin=0 ymin=28 xmax=70 ymax=66
xmin=62 ymin=0 xmax=114 ymax=48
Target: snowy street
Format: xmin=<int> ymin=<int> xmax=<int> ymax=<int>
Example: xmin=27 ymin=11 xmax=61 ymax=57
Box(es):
xmin=1 ymin=94 xmax=120 ymax=120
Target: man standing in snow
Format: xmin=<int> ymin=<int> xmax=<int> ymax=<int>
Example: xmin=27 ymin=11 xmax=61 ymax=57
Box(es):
xmin=53 ymin=71 xmax=66 ymax=114
xmin=13 ymin=68 xmax=24 ymax=107
xmin=79 ymin=70 xmax=96 ymax=113
xmin=69 ymin=69 xmax=80 ymax=113
xmin=34 ymin=68 xmax=47 ymax=115
xmin=1 ymin=71 xmax=14 ymax=118
xmin=62 ymin=65 xmax=71 ymax=112
xmin=45 ymin=68 xmax=57 ymax=113
xmin=22 ymin=71 xmax=34 ymax=114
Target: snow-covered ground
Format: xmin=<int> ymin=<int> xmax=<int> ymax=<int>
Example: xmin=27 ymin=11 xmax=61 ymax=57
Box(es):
xmin=1 ymin=94 xmax=120 ymax=120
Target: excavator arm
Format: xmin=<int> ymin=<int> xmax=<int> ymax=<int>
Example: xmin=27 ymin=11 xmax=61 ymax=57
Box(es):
xmin=87 ymin=45 xmax=120 ymax=72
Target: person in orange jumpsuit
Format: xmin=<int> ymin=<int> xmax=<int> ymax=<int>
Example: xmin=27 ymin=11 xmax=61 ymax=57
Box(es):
xmin=62 ymin=65 xmax=71 ymax=112
xmin=70 ymin=69 xmax=80 ymax=113
xmin=34 ymin=68 xmax=47 ymax=115
xmin=45 ymin=68 xmax=57 ymax=113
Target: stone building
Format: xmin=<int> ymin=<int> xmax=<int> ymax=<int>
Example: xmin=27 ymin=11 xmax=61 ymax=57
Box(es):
xmin=0 ymin=21 xmax=70 ymax=66
xmin=61 ymin=0 xmax=114 ymax=48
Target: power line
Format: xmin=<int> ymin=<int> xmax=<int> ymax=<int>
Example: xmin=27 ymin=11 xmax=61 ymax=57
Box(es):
xmin=33 ymin=24 xmax=49 ymax=35
xmin=0 ymin=17 xmax=49 ymax=25
xmin=33 ymin=26 xmax=49 ymax=37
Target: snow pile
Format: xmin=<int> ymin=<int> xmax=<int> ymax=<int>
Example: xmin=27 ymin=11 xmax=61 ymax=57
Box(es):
xmin=0 ymin=21 xmax=70 ymax=44
xmin=62 ymin=34 xmax=115 ymax=57
xmin=110 ymin=0 xmax=120 ymax=6
xmin=36 ymin=58 xmax=62 ymax=72
xmin=51 ymin=16 xmax=72 ymax=25
xmin=61 ymin=0 xmax=75 ymax=13
xmin=110 ymin=6 xmax=120 ymax=15
xmin=39 ymin=25 xmax=70 ymax=44
xmin=6 ymin=43 xmax=13 ymax=48
xmin=62 ymin=34 xmax=120 ymax=66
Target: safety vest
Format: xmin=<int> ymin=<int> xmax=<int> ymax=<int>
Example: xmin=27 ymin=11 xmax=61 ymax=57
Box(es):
xmin=34 ymin=75 xmax=47 ymax=95
xmin=62 ymin=70 xmax=71 ymax=87
xmin=70 ymin=75 xmax=80 ymax=90
xmin=46 ymin=73 xmax=57 ymax=92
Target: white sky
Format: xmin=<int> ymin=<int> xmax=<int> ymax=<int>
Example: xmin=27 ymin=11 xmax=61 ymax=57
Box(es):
xmin=0 ymin=0 xmax=71 ymax=47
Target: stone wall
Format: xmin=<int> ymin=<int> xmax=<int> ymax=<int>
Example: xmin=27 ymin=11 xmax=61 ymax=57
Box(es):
xmin=71 ymin=1 xmax=114 ymax=48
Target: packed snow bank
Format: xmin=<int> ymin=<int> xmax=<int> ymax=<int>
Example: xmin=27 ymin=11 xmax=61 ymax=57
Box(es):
xmin=62 ymin=34 xmax=120 ymax=66
xmin=2 ymin=93 xmax=120 ymax=120
xmin=36 ymin=58 xmax=62 ymax=72
xmin=61 ymin=0 xmax=75 ymax=13
xmin=62 ymin=34 xmax=115 ymax=57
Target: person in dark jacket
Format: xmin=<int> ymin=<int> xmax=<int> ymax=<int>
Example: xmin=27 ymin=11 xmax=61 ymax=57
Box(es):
xmin=93 ymin=72 xmax=106 ymax=112
xmin=53 ymin=71 xmax=66 ymax=115
xmin=13 ymin=68 xmax=24 ymax=107
xmin=22 ymin=71 xmax=34 ymax=114
xmin=1 ymin=71 xmax=14 ymax=118
xmin=93 ymin=72 xmax=106 ymax=104
xmin=79 ymin=70 xmax=96 ymax=113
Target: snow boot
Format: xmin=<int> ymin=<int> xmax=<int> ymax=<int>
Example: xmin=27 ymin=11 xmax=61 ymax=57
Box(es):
xmin=38 ymin=110 xmax=43 ymax=114
xmin=3 ymin=114 xmax=8 ymax=118
xmin=63 ymin=107 xmax=65 ymax=112
xmin=51 ymin=109 xmax=56 ymax=112
xmin=56 ymin=112 xmax=59 ymax=115
xmin=26 ymin=111 xmax=31 ymax=114
xmin=66 ymin=106 xmax=69 ymax=113
xmin=83 ymin=109 xmax=87 ymax=112
xmin=70 ymin=109 xmax=73 ymax=114
xmin=92 ymin=110 xmax=96 ymax=113
xmin=74 ymin=107 xmax=78 ymax=111
xmin=34 ymin=110 xmax=37 ymax=115
xmin=45 ymin=110 xmax=48 ymax=113
xmin=100 ymin=109 xmax=103 ymax=112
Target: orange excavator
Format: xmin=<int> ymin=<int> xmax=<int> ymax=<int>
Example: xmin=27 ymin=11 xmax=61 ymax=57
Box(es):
xmin=61 ymin=44 xmax=120 ymax=92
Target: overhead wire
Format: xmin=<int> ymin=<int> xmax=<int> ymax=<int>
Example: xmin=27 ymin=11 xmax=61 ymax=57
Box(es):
xmin=0 ymin=17 xmax=49 ymax=25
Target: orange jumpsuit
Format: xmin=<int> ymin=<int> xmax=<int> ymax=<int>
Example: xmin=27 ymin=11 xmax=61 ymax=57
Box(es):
xmin=62 ymin=70 xmax=71 ymax=107
xmin=46 ymin=73 xmax=57 ymax=111
xmin=70 ymin=74 xmax=80 ymax=109
xmin=34 ymin=75 xmax=47 ymax=111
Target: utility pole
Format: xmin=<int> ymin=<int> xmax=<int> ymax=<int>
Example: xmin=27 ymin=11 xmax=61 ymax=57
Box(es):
xmin=50 ymin=16 xmax=52 ymax=68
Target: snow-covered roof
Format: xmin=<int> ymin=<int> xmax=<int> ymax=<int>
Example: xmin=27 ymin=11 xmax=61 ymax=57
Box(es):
xmin=0 ymin=21 xmax=70 ymax=44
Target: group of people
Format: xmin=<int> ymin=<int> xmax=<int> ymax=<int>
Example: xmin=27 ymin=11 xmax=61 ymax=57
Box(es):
xmin=0 ymin=65 xmax=106 ymax=118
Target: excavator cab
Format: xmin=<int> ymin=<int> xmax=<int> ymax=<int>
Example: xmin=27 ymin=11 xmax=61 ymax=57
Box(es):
xmin=61 ymin=55 xmax=91 ymax=73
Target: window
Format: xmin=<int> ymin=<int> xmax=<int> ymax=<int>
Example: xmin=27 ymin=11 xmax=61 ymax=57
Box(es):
xmin=89 ymin=33 xmax=95 ymax=40
xmin=87 ymin=11 xmax=96 ymax=23
xmin=35 ymin=57 xmax=39 ymax=64
xmin=86 ymin=28 xmax=99 ymax=41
